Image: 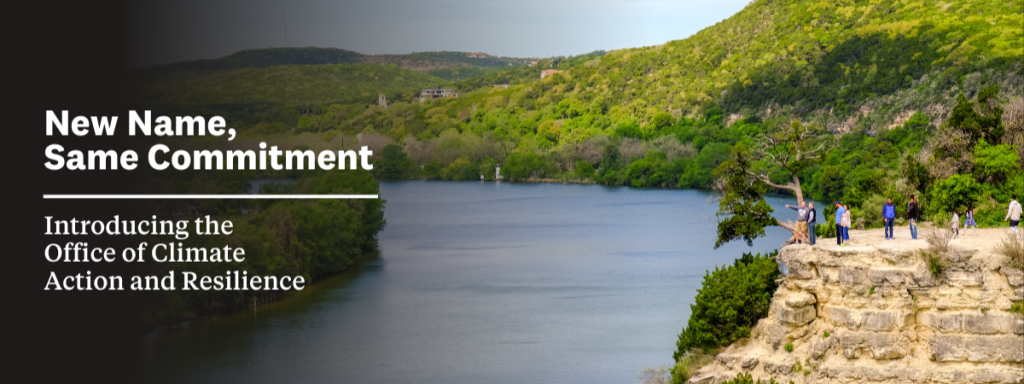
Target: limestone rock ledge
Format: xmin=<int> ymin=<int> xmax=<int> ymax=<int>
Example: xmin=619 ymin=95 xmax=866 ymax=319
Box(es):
xmin=688 ymin=234 xmax=1024 ymax=384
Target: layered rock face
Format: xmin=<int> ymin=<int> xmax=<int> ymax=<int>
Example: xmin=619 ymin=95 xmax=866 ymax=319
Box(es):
xmin=689 ymin=230 xmax=1024 ymax=384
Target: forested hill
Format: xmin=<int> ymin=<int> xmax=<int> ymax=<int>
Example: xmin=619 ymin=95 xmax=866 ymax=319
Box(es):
xmin=513 ymin=0 xmax=1022 ymax=129
xmin=140 ymin=47 xmax=539 ymax=80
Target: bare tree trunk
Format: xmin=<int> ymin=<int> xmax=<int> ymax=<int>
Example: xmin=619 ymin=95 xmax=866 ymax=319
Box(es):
xmin=790 ymin=173 xmax=804 ymax=203
xmin=778 ymin=219 xmax=798 ymax=244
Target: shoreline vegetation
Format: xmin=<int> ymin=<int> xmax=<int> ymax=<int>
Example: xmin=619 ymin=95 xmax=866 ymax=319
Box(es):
xmin=132 ymin=169 xmax=385 ymax=332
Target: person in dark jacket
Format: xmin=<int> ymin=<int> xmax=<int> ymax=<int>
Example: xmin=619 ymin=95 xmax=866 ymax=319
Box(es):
xmin=835 ymin=201 xmax=845 ymax=246
xmin=807 ymin=203 xmax=817 ymax=245
xmin=907 ymin=195 xmax=919 ymax=240
xmin=882 ymin=197 xmax=896 ymax=240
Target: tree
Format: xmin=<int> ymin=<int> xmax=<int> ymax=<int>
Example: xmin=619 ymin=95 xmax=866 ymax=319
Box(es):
xmin=929 ymin=174 xmax=983 ymax=214
xmin=946 ymin=85 xmax=1005 ymax=146
xmin=648 ymin=111 xmax=676 ymax=133
xmin=673 ymin=251 xmax=778 ymax=358
xmin=748 ymin=120 xmax=829 ymax=203
xmin=1002 ymin=97 xmax=1024 ymax=167
xmin=973 ymin=139 xmax=1020 ymax=183
xmin=713 ymin=120 xmax=830 ymax=245
xmin=374 ymin=144 xmax=415 ymax=180
xmin=713 ymin=144 xmax=778 ymax=248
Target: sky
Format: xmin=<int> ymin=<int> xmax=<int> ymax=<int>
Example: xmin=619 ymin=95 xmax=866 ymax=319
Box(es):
xmin=124 ymin=0 xmax=752 ymax=69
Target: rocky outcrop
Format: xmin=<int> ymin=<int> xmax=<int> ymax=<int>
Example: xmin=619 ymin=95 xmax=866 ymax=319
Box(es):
xmin=688 ymin=229 xmax=1024 ymax=384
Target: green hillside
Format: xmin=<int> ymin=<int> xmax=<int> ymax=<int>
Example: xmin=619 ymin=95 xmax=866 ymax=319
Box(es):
xmin=293 ymin=0 xmax=1021 ymax=141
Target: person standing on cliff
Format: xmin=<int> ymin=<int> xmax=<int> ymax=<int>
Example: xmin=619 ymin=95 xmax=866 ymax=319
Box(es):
xmin=907 ymin=195 xmax=919 ymax=240
xmin=882 ymin=197 xmax=896 ymax=240
xmin=841 ymin=204 xmax=852 ymax=246
xmin=1006 ymin=195 xmax=1021 ymax=236
xmin=951 ymin=210 xmax=960 ymax=239
xmin=835 ymin=201 xmax=845 ymax=246
xmin=785 ymin=201 xmax=809 ymax=244
xmin=964 ymin=206 xmax=978 ymax=235
xmin=807 ymin=202 xmax=817 ymax=246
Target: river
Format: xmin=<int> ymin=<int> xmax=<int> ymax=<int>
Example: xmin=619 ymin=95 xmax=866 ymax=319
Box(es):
xmin=138 ymin=181 xmax=803 ymax=384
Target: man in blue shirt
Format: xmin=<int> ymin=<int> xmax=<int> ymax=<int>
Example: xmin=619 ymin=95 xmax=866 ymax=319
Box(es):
xmin=882 ymin=197 xmax=896 ymax=240
xmin=835 ymin=201 xmax=845 ymax=246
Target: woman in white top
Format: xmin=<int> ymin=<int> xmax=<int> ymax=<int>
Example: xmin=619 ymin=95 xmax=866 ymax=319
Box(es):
xmin=840 ymin=205 xmax=852 ymax=246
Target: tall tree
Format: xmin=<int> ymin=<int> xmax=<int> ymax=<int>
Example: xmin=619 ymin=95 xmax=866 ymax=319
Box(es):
xmin=713 ymin=120 xmax=830 ymax=247
xmin=747 ymin=120 xmax=829 ymax=203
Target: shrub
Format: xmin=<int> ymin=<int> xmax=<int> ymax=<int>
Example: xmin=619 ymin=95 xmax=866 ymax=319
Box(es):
xmin=673 ymin=251 xmax=780 ymax=360
xmin=718 ymin=372 xmax=780 ymax=384
xmin=638 ymin=365 xmax=671 ymax=384
xmin=921 ymin=250 xmax=948 ymax=280
xmin=784 ymin=343 xmax=794 ymax=352
xmin=995 ymin=232 xmax=1024 ymax=269
xmin=929 ymin=210 xmax=951 ymax=228
xmin=859 ymin=194 xmax=888 ymax=229
xmin=1010 ymin=303 xmax=1023 ymax=316
xmin=669 ymin=350 xmax=715 ymax=384
xmin=823 ymin=331 xmax=830 ymax=338
xmin=923 ymin=227 xmax=954 ymax=253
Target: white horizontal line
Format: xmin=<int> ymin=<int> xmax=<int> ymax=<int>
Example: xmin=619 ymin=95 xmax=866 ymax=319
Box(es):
xmin=43 ymin=194 xmax=378 ymax=199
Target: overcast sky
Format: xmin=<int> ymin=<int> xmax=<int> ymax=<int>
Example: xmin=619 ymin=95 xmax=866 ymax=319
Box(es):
xmin=124 ymin=0 xmax=751 ymax=69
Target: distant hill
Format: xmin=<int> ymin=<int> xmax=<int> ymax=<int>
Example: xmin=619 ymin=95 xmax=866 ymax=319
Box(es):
xmin=141 ymin=47 xmax=536 ymax=80
xmin=127 ymin=63 xmax=446 ymax=106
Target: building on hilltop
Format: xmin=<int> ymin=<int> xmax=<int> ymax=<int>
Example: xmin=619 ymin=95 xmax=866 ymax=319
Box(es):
xmin=540 ymin=69 xmax=563 ymax=79
xmin=378 ymin=94 xmax=387 ymax=108
xmin=420 ymin=87 xmax=459 ymax=102
xmin=466 ymin=52 xmax=487 ymax=58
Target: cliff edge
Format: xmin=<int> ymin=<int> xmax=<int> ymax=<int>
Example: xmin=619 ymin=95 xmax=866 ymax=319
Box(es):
xmin=689 ymin=228 xmax=1024 ymax=384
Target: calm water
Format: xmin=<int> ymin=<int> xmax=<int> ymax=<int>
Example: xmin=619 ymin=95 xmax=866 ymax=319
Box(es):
xmin=138 ymin=181 xmax=799 ymax=384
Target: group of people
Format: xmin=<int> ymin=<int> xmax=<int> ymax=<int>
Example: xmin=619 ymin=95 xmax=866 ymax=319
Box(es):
xmin=781 ymin=195 xmax=1022 ymax=246
xmin=949 ymin=195 xmax=1021 ymax=239
xmin=949 ymin=207 xmax=977 ymax=238
xmin=784 ymin=201 xmax=818 ymax=245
